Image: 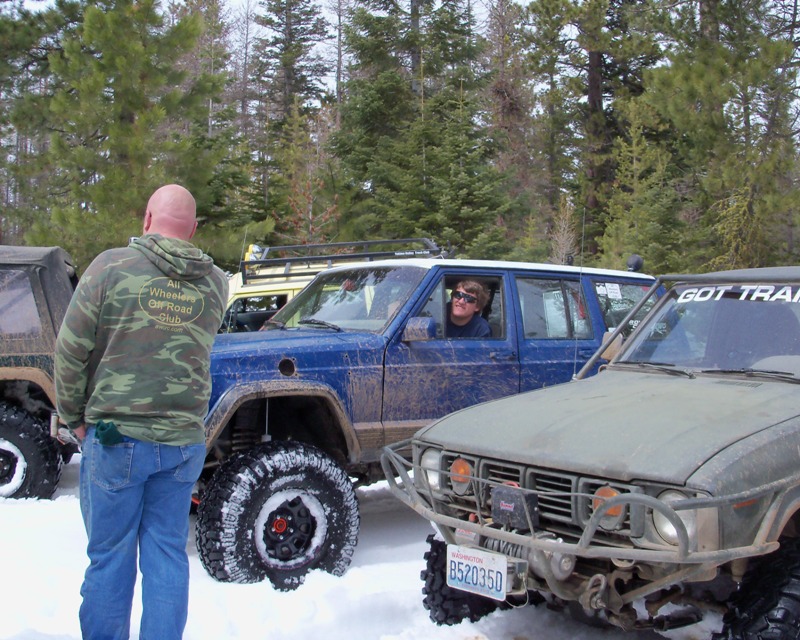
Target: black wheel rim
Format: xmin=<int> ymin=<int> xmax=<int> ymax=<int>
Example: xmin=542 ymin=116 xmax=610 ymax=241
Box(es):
xmin=263 ymin=496 xmax=316 ymax=562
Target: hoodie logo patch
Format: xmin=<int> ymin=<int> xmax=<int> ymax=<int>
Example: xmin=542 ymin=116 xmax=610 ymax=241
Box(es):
xmin=139 ymin=277 xmax=204 ymax=326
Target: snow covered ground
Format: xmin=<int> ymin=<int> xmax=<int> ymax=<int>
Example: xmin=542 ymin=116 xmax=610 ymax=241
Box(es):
xmin=1 ymin=458 xmax=718 ymax=640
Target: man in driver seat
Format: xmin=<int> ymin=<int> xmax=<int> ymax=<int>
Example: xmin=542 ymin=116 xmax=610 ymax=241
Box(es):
xmin=446 ymin=280 xmax=491 ymax=338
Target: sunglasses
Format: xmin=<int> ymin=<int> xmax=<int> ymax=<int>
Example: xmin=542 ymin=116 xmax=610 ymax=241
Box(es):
xmin=452 ymin=291 xmax=478 ymax=304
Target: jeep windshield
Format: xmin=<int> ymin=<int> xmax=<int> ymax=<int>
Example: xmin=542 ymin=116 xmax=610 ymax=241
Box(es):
xmin=616 ymin=283 xmax=800 ymax=377
xmin=265 ymin=265 xmax=427 ymax=333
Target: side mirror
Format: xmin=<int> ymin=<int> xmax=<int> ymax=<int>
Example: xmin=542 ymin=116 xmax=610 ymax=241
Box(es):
xmin=402 ymin=316 xmax=436 ymax=342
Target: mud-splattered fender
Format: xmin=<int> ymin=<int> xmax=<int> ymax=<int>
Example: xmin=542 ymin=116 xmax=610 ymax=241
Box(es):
xmin=203 ymin=379 xmax=361 ymax=462
xmin=0 ymin=366 xmax=56 ymax=407
xmin=760 ymin=482 xmax=800 ymax=543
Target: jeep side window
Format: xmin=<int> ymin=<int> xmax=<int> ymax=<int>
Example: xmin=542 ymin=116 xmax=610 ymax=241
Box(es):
xmin=517 ymin=278 xmax=591 ymax=339
xmin=418 ymin=276 xmax=504 ymax=339
xmin=0 ymin=269 xmax=42 ymax=337
xmin=593 ymin=280 xmax=654 ymax=337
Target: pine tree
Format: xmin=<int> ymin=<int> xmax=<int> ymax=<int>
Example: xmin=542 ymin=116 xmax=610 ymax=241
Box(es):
xmin=334 ymin=0 xmax=512 ymax=251
xmin=246 ymin=0 xmax=331 ymax=244
xmin=497 ymin=0 xmax=580 ymax=258
xmin=269 ymin=100 xmax=340 ymax=244
xmin=333 ymin=0 xmax=418 ymax=182
xmin=642 ymin=0 xmax=800 ymax=270
xmin=599 ymin=99 xmax=682 ymax=273
xmin=228 ymin=0 xmax=259 ymax=136
xmin=521 ymin=0 xmax=663 ymax=257
xmin=164 ymin=0 xmax=264 ymax=269
xmin=480 ymin=0 xmax=544 ymax=255
xmin=0 ymin=0 xmax=82 ymax=243
xmin=251 ymin=0 xmax=329 ymax=124
xmin=362 ymin=85 xmax=512 ymax=256
xmin=15 ymin=0 xmax=227 ymax=269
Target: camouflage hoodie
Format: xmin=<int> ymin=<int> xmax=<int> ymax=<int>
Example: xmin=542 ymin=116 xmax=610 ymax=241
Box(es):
xmin=55 ymin=234 xmax=229 ymax=445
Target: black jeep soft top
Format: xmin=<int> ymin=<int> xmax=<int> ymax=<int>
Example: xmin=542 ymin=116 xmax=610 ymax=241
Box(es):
xmin=0 ymin=246 xmax=78 ymax=499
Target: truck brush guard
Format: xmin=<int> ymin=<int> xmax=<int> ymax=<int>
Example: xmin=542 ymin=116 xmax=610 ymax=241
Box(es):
xmin=381 ymin=440 xmax=784 ymax=568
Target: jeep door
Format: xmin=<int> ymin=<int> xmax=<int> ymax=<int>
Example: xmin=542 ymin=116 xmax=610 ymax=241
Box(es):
xmin=382 ymin=270 xmax=519 ymax=442
xmin=513 ymin=274 xmax=598 ymax=391
xmin=514 ymin=274 xmax=656 ymax=391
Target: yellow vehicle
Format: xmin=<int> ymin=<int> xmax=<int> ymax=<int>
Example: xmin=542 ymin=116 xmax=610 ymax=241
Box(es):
xmin=221 ymin=238 xmax=448 ymax=332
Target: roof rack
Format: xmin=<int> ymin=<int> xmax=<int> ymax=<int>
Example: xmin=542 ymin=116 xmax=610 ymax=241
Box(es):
xmin=240 ymin=238 xmax=448 ymax=284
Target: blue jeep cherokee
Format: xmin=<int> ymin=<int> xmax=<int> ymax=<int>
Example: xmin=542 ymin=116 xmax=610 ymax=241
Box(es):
xmin=196 ymin=258 xmax=658 ymax=590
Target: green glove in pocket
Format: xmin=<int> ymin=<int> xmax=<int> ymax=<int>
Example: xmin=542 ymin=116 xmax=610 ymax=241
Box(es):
xmin=95 ymin=420 xmax=124 ymax=446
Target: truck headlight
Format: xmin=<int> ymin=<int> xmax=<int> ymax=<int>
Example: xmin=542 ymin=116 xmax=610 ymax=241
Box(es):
xmin=653 ymin=490 xmax=697 ymax=545
xmin=419 ymin=448 xmax=442 ymax=491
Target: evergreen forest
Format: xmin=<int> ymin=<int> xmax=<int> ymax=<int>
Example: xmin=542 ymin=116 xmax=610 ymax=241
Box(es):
xmin=1 ymin=0 xmax=799 ymax=275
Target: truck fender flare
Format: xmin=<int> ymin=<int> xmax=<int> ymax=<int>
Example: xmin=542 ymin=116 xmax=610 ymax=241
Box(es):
xmin=204 ymin=380 xmax=361 ymax=461
xmin=0 ymin=367 xmax=56 ymax=407
xmin=764 ymin=484 xmax=800 ymax=542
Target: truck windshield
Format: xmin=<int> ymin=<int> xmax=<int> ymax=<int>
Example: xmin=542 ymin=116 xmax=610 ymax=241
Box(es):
xmin=267 ymin=266 xmax=427 ymax=333
xmin=619 ymin=284 xmax=800 ymax=373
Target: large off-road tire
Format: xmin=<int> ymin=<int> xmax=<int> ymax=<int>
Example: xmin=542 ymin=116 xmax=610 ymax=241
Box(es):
xmin=421 ymin=533 xmax=506 ymax=625
xmin=0 ymin=401 xmax=62 ymax=499
xmin=715 ymin=538 xmax=800 ymax=640
xmin=195 ymin=440 xmax=359 ymax=591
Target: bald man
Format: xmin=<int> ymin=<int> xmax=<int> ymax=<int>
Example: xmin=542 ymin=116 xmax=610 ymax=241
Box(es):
xmin=144 ymin=183 xmax=199 ymax=239
xmin=55 ymin=184 xmax=228 ymax=640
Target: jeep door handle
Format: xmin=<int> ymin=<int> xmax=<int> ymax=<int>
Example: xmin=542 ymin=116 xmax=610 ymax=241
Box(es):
xmin=489 ymin=351 xmax=517 ymax=361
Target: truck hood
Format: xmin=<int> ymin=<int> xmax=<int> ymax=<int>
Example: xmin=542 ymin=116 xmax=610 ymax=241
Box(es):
xmin=212 ymin=327 xmax=380 ymax=355
xmin=416 ymin=369 xmax=800 ymax=486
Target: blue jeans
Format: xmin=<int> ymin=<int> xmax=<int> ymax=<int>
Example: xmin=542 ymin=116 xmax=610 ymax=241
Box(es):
xmin=78 ymin=426 xmax=206 ymax=640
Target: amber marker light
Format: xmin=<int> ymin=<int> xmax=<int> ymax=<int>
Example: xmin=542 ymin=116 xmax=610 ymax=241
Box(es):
xmin=450 ymin=458 xmax=473 ymax=484
xmin=449 ymin=458 xmax=474 ymax=496
xmin=592 ymin=485 xmax=623 ymax=517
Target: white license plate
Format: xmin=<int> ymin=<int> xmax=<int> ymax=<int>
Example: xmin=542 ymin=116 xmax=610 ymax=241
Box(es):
xmin=446 ymin=544 xmax=507 ymax=601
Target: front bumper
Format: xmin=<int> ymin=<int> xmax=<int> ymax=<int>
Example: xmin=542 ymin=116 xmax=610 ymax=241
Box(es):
xmin=381 ymin=440 xmax=782 ymax=571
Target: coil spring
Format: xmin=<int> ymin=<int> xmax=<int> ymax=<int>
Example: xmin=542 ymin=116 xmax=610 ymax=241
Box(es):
xmin=231 ymin=423 xmax=263 ymax=452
